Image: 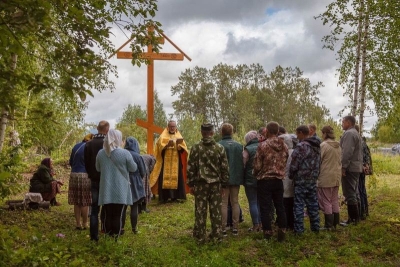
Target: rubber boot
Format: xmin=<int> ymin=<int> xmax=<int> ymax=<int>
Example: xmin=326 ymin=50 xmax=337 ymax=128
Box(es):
xmin=321 ymin=214 xmax=334 ymax=230
xmin=340 ymin=207 xmax=352 ymax=227
xmin=342 ymin=204 xmax=359 ymax=226
xmin=350 ymin=204 xmax=360 ymax=224
xmin=333 ymin=213 xmax=340 ymax=229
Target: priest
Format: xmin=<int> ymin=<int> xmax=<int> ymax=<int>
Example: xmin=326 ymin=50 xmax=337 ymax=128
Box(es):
xmin=150 ymin=120 xmax=189 ymax=203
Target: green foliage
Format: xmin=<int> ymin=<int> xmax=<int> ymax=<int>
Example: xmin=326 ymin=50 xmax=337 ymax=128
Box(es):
xmin=373 ymin=100 xmax=400 ymax=142
xmin=172 ymin=64 xmax=331 ymax=133
xmin=176 ymin=114 xmax=203 ymax=149
xmin=316 ymin=0 xmax=400 ymax=120
xmin=0 ymin=147 xmax=24 ymax=200
xmin=371 ymin=153 xmax=400 ymax=176
xmin=116 ymin=91 xmax=167 ymax=150
xmin=116 ymin=103 xmax=147 ymax=144
xmin=376 ymin=125 xmax=398 ymax=143
xmin=153 ymin=91 xmax=168 ymax=128
xmin=0 ymin=0 xmax=163 ymax=160
xmin=0 ymin=0 xmax=162 ymax=101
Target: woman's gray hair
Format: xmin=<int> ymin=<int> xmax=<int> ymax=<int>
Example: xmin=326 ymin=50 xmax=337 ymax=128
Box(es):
xmin=244 ymin=130 xmax=258 ymax=144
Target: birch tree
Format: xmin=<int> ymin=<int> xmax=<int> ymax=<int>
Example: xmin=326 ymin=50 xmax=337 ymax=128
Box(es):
xmin=317 ymin=0 xmax=400 ymax=133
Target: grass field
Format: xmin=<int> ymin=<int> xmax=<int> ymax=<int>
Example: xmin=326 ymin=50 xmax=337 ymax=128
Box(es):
xmin=1 ymin=154 xmax=399 ymax=266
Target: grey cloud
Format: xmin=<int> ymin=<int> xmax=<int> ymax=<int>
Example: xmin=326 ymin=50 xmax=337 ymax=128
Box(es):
xmin=270 ymin=39 xmax=338 ymax=73
xmin=222 ymin=32 xmax=337 ymax=73
xmin=156 ymin=0 xmax=272 ymax=26
xmin=224 ymin=32 xmax=274 ymax=56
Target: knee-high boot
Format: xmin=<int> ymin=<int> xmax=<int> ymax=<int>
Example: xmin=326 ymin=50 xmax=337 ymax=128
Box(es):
xmin=344 ymin=204 xmax=359 ymax=225
xmin=321 ymin=214 xmax=334 ymax=230
xmin=333 ymin=213 xmax=340 ymax=229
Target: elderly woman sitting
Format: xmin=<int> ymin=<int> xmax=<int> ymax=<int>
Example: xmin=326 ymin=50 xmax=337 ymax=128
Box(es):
xmin=29 ymin=158 xmax=63 ymax=206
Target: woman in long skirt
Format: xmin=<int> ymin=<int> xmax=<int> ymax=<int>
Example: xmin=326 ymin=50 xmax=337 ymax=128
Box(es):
xmin=68 ymin=134 xmax=93 ymax=229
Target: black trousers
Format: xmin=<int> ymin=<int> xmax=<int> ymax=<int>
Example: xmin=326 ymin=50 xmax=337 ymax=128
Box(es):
xmin=257 ymin=179 xmax=287 ymax=231
xmin=283 ymin=197 xmax=294 ymax=230
xmin=103 ymin=204 xmax=127 ymax=237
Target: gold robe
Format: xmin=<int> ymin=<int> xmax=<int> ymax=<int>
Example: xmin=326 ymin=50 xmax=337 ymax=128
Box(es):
xmin=150 ymin=128 xmax=188 ymax=195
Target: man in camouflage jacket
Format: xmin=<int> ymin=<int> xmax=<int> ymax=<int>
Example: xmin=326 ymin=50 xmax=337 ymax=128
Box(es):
xmin=253 ymin=121 xmax=288 ymax=242
xmin=289 ymin=125 xmax=321 ymax=234
xmin=187 ymin=123 xmax=229 ymax=243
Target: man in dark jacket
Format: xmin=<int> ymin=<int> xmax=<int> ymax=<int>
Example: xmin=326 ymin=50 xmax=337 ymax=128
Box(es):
xmin=289 ymin=125 xmax=321 ymax=234
xmin=340 ymin=116 xmax=363 ymax=225
xmin=84 ymin=120 xmax=109 ymax=241
xmin=218 ymin=123 xmax=244 ymax=236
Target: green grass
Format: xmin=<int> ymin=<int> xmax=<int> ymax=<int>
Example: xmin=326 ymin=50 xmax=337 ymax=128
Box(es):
xmin=1 ymin=156 xmax=400 ymax=266
xmin=372 ymin=153 xmax=400 ymax=176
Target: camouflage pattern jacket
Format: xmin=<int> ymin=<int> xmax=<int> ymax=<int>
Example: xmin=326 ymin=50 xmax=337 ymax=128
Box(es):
xmin=187 ymin=137 xmax=229 ymax=187
xmin=289 ymin=137 xmax=321 ymax=182
xmin=253 ymin=136 xmax=289 ymax=180
xmin=362 ymin=140 xmax=373 ymax=175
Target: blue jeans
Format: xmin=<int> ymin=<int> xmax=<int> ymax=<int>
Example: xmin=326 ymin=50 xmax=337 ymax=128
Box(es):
xmin=245 ymin=186 xmax=261 ymax=226
xmin=90 ymin=181 xmax=100 ymax=241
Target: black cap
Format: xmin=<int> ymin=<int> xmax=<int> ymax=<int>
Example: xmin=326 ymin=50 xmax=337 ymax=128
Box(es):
xmin=201 ymin=123 xmax=214 ymax=131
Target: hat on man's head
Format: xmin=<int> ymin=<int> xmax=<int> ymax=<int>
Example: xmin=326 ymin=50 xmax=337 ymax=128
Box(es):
xmin=201 ymin=123 xmax=214 ymax=132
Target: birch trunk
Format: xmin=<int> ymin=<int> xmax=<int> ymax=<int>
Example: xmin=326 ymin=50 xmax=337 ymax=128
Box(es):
xmin=359 ymin=1 xmax=369 ymax=134
xmin=352 ymin=0 xmax=364 ymax=116
xmin=0 ymin=54 xmax=18 ymax=152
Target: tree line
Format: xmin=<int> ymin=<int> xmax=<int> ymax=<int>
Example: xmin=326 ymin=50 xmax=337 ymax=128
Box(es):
xmin=116 ymin=64 xmax=342 ymax=149
xmin=171 ymin=63 xmax=332 ymax=138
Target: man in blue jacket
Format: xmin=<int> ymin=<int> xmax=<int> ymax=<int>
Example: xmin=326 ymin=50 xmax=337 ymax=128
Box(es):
xmin=289 ymin=125 xmax=321 ymax=234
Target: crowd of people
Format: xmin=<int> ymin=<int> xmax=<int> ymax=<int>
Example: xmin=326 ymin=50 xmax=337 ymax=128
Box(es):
xmin=187 ymin=116 xmax=373 ymax=243
xmin=28 ymin=115 xmax=372 ymax=243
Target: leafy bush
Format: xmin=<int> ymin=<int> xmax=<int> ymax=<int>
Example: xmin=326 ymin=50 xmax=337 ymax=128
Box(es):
xmin=0 ymin=147 xmax=24 ymax=200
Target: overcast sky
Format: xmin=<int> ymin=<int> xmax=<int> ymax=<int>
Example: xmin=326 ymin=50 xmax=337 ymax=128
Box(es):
xmin=84 ymin=0 xmax=376 ymax=132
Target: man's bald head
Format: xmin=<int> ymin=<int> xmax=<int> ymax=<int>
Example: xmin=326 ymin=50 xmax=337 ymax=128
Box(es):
xmin=97 ymin=120 xmax=110 ymax=134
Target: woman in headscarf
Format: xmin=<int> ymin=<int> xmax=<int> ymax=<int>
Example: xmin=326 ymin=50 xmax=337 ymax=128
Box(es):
xmin=95 ymin=129 xmax=137 ymax=238
xmin=124 ymin=137 xmax=146 ymax=233
xmin=68 ymin=133 xmax=93 ymax=230
xmin=29 ymin=158 xmax=63 ymax=206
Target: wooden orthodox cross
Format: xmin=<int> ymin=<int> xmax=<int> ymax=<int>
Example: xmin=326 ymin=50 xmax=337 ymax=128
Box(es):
xmin=110 ymin=28 xmax=191 ymax=154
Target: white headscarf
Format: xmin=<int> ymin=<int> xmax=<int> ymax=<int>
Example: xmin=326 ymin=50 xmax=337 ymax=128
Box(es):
xmin=103 ymin=129 xmax=122 ymax=157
